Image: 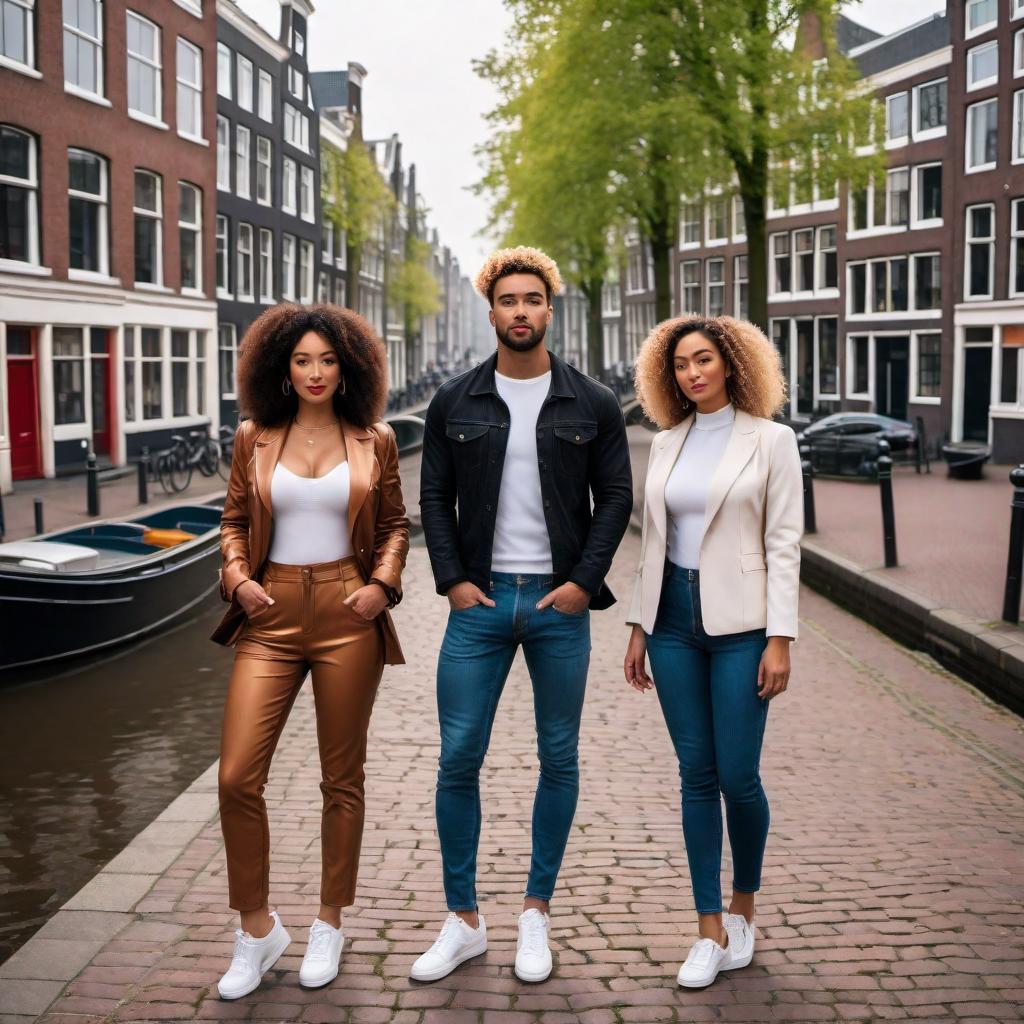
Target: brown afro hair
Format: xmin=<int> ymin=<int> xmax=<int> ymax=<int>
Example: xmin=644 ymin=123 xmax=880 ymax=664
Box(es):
xmin=236 ymin=303 xmax=388 ymax=428
xmin=634 ymin=315 xmax=787 ymax=429
xmin=474 ymin=245 xmax=563 ymax=305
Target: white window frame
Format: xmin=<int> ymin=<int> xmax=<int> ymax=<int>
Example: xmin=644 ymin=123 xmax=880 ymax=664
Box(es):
xmin=215 ymin=213 xmax=230 ymax=297
xmin=133 ymin=169 xmax=162 ymax=287
xmin=704 ymin=194 xmax=728 ymax=246
xmin=733 ymin=254 xmax=748 ymax=319
xmin=0 ymin=0 xmax=37 ymax=77
xmin=732 ymin=195 xmax=746 ymax=242
xmin=236 ymin=222 xmax=253 ymax=301
xmin=966 ymin=97 xmax=998 ymax=173
xmin=845 ymin=333 xmax=872 ymax=400
xmin=259 ymin=227 xmax=274 ymax=302
xmin=1011 ymin=197 xmax=1024 ymax=297
xmin=816 ymin=225 xmax=838 ymax=293
xmin=282 ymin=156 xmax=297 ymax=214
xmin=216 ymin=115 xmax=230 ymax=191
xmin=846 ymin=255 xmax=940 ymax=321
xmin=178 ymin=180 xmax=202 ymax=294
xmin=299 ymin=239 xmax=314 ymax=302
xmin=965 ymin=203 xmax=996 ymax=301
xmin=679 ymin=201 xmax=700 ymax=249
xmin=770 ymin=231 xmax=790 ymax=296
xmin=173 ymin=0 xmax=202 ymax=17
xmin=281 ymin=233 xmax=296 ymax=300
xmin=63 ymin=0 xmax=105 ymax=101
xmin=910 ymin=162 xmax=943 ymax=228
xmin=910 ymin=331 xmax=943 ymax=405
xmin=705 ymin=257 xmax=724 ymax=316
xmin=219 ymin=322 xmax=237 ymax=399
xmin=1016 ymin=28 xmax=1024 ymax=78
xmin=175 ymin=37 xmax=204 ymax=143
xmin=792 ymin=227 xmax=815 ymax=296
xmin=258 ymin=68 xmax=273 ymax=121
xmin=0 ymin=124 xmax=40 ymax=268
xmin=322 ymin=219 xmax=333 ymax=261
xmin=235 ymin=124 xmax=250 ymax=200
xmin=1014 ymin=90 xmax=1024 ymax=164
xmin=288 ymin=64 xmax=303 ymax=100
xmin=256 ymin=136 xmax=272 ymax=205
xmin=885 ymin=91 xmax=909 ymax=148
xmin=300 ymin=165 xmax=314 ymax=222
xmin=966 ymin=0 xmax=998 ymax=39
xmin=67 ymin=147 xmax=109 ymax=279
xmin=125 ymin=10 xmax=163 ymax=127
xmin=681 ymin=259 xmax=700 ymax=313
xmin=217 ymin=42 xmax=231 ymax=99
xmin=284 ymin=103 xmax=309 ymax=152
xmin=912 ymin=76 xmax=948 ymax=141
xmin=967 ymin=40 xmax=999 ymax=92
xmin=815 ymin=316 xmax=840 ymax=401
xmin=912 ymin=252 xmax=942 ymax=311
xmin=886 ymin=166 xmax=910 ymax=229
xmin=236 ymin=54 xmax=253 ymax=112
xmin=1014 ymin=0 xmax=1024 ymax=21
xmin=292 ymin=27 xmax=304 ymax=56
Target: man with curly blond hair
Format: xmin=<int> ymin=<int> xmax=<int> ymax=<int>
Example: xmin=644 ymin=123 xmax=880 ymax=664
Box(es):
xmin=412 ymin=246 xmax=632 ymax=985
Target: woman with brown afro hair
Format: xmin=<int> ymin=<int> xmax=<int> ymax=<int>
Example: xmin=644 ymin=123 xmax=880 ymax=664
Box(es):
xmin=209 ymin=303 xmax=409 ymax=999
xmin=623 ymin=315 xmax=803 ymax=989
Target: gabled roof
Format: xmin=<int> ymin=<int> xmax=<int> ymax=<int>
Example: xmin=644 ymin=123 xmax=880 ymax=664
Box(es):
xmin=835 ymin=14 xmax=881 ymax=55
xmin=849 ymin=11 xmax=950 ymax=77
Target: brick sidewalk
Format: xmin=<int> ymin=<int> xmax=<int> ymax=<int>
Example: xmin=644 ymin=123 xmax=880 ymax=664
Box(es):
xmin=3 ymin=534 xmax=1023 ymax=1023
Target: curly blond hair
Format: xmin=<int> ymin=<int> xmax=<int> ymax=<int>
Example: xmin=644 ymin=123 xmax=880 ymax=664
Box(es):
xmin=634 ymin=315 xmax=787 ymax=428
xmin=474 ymin=245 xmax=563 ymax=304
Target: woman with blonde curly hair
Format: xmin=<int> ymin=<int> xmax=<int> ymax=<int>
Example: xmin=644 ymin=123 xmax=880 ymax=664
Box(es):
xmin=209 ymin=304 xmax=409 ymax=999
xmin=623 ymin=315 xmax=802 ymax=989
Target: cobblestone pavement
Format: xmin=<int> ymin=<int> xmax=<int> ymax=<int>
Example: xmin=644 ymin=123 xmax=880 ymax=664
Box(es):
xmin=12 ymin=532 xmax=1024 ymax=1024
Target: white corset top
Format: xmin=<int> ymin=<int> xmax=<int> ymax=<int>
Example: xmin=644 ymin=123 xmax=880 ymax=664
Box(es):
xmin=267 ymin=461 xmax=354 ymax=565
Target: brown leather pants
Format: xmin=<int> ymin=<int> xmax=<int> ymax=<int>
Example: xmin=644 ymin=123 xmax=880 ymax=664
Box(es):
xmin=218 ymin=556 xmax=384 ymax=911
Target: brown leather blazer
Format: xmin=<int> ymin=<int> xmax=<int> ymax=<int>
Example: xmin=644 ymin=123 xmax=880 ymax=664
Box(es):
xmin=209 ymin=417 xmax=409 ymax=664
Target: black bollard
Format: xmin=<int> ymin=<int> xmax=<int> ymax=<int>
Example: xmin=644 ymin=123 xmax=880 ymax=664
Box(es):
xmin=1002 ymin=465 xmax=1024 ymax=624
xmin=876 ymin=439 xmax=897 ymax=568
xmin=138 ymin=446 xmax=150 ymax=505
xmin=798 ymin=442 xmax=817 ymax=535
xmin=34 ymin=497 xmax=44 ymax=535
xmin=86 ymin=451 xmax=99 ymax=517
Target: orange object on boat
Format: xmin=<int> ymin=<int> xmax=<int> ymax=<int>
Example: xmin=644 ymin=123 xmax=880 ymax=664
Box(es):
xmin=142 ymin=528 xmax=196 ymax=548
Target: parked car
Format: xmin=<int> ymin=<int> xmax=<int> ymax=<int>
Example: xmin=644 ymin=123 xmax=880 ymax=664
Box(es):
xmin=795 ymin=413 xmax=918 ymax=477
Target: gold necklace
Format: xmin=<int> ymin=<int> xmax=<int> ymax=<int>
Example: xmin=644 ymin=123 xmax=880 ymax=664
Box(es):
xmin=293 ymin=419 xmax=339 ymax=447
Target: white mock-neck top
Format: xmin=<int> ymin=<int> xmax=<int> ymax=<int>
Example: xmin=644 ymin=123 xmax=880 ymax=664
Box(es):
xmin=267 ymin=461 xmax=353 ymax=565
xmin=664 ymin=403 xmax=736 ymax=570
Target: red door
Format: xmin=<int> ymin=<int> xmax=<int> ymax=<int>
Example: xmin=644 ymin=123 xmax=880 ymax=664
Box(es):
xmin=90 ymin=328 xmax=113 ymax=457
xmin=7 ymin=327 xmax=42 ymax=479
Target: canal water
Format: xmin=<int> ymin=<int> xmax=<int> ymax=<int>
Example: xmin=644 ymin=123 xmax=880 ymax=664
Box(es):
xmin=0 ymin=591 xmax=235 ymax=964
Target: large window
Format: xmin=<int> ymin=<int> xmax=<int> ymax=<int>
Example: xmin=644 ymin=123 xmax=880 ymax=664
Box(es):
xmin=915 ymin=334 xmax=941 ymax=400
xmin=966 ymin=203 xmax=995 ymax=299
xmin=282 ymin=156 xmax=296 ymax=213
xmin=215 ymin=213 xmax=228 ymax=294
xmin=178 ymin=181 xmax=201 ymax=290
xmin=259 ymin=227 xmax=273 ymax=301
xmin=53 ymin=327 xmax=86 ymax=424
xmin=771 ymin=232 xmax=790 ymax=294
xmin=966 ymin=0 xmax=997 ymax=38
xmin=126 ymin=10 xmax=160 ymax=120
xmin=216 ymin=115 xmax=230 ymax=190
xmin=284 ymin=103 xmax=309 ymax=150
xmin=733 ymin=196 xmax=745 ymax=238
xmin=258 ymin=68 xmax=272 ymax=121
xmin=734 ymin=255 xmax=748 ymax=320
xmin=1014 ymin=90 xmax=1024 ymax=163
xmin=171 ymin=329 xmax=189 ymax=416
xmin=0 ymin=125 xmax=38 ymax=264
xmin=873 ymin=257 xmax=908 ymax=313
xmin=914 ymin=163 xmax=942 ymax=224
xmin=133 ymin=169 xmax=161 ymax=285
xmin=793 ymin=228 xmax=814 ymax=293
xmin=300 ymin=165 xmax=314 ymax=221
xmin=216 ymin=42 xmax=231 ymax=98
xmin=913 ymin=253 xmax=941 ymax=310
xmin=818 ymin=318 xmax=838 ymax=398
xmin=706 ymin=197 xmax=727 ymax=243
xmin=1012 ymin=198 xmax=1024 ymax=296
xmin=219 ymin=323 xmax=237 ymax=397
xmin=966 ymin=98 xmax=998 ymax=172
xmin=176 ymin=37 xmax=202 ymax=140
xmin=236 ymin=222 xmax=253 ymax=299
xmin=64 ymin=0 xmax=104 ymax=97
xmin=299 ymin=239 xmax=314 ymax=302
xmin=281 ymin=232 xmax=295 ymax=300
xmin=1 ymin=0 xmax=35 ymax=70
xmin=256 ymin=136 xmax=271 ymax=204
xmin=849 ymin=335 xmax=870 ymax=396
xmin=236 ymin=54 xmax=253 ymax=111
xmin=235 ymin=125 xmax=250 ymax=199
xmin=68 ymin=148 xmax=107 ymax=273
xmin=706 ymin=258 xmax=724 ymax=316
xmin=140 ymin=327 xmax=161 ymax=419
xmin=968 ymin=40 xmax=998 ymax=91
xmin=886 ymin=91 xmax=908 ymax=144
xmin=681 ymin=260 xmax=700 ymax=312
xmin=913 ymin=77 xmax=947 ymax=138
xmin=680 ymin=202 xmax=700 ymax=246
xmin=887 ymin=167 xmax=909 ymax=228
xmin=817 ymin=226 xmax=837 ymax=290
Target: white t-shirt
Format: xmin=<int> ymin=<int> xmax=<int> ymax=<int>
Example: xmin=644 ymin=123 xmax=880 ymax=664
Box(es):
xmin=491 ymin=370 xmax=554 ymax=574
xmin=267 ymin=461 xmax=354 ymax=564
xmin=664 ymin=403 xmax=736 ymax=570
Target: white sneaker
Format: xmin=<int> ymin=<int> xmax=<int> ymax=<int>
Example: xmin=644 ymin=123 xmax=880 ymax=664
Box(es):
xmin=514 ymin=908 xmax=552 ymax=983
xmin=723 ymin=913 xmax=755 ymax=970
xmin=410 ymin=913 xmax=487 ymax=982
xmin=217 ymin=911 xmax=291 ymax=1000
xmin=299 ymin=918 xmax=344 ymax=988
xmin=677 ymin=936 xmax=730 ymax=988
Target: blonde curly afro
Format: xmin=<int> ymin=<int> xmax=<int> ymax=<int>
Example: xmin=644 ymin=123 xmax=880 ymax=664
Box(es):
xmin=634 ymin=315 xmax=787 ymax=428
xmin=474 ymin=246 xmax=563 ymax=305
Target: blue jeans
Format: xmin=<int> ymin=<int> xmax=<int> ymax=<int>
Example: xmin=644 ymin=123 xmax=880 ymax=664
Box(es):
xmin=646 ymin=563 xmax=770 ymax=915
xmin=435 ymin=572 xmax=591 ymax=911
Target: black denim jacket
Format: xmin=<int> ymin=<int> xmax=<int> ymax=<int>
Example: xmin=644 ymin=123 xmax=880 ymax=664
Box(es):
xmin=419 ymin=351 xmax=633 ymax=609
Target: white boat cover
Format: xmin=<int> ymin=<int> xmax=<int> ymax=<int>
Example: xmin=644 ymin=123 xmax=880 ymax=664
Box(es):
xmin=0 ymin=541 xmax=100 ymax=571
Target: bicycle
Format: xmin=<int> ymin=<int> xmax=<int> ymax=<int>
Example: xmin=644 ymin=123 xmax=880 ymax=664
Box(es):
xmin=159 ymin=429 xmax=222 ymax=493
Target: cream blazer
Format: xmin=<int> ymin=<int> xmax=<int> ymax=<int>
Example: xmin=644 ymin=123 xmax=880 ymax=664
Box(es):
xmin=627 ymin=409 xmax=803 ymax=638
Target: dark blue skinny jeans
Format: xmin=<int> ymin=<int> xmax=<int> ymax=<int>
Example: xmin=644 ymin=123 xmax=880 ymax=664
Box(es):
xmin=646 ymin=563 xmax=770 ymax=915
xmin=434 ymin=572 xmax=591 ymax=911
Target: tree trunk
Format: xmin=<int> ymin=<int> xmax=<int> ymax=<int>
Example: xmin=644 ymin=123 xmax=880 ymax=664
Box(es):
xmin=650 ymin=218 xmax=674 ymax=323
xmin=737 ymin=126 xmax=770 ymax=334
xmin=346 ymin=243 xmax=361 ymax=312
xmin=581 ymin=275 xmax=605 ymax=379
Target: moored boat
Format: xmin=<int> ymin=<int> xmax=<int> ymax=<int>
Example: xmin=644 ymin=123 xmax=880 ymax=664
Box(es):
xmin=0 ymin=502 xmax=223 ymax=672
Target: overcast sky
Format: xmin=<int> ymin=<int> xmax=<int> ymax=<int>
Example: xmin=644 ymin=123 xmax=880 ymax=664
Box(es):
xmin=238 ymin=0 xmax=946 ymax=278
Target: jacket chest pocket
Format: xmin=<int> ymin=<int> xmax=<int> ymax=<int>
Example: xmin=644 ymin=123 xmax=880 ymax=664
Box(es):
xmin=553 ymin=422 xmax=597 ymax=480
xmin=446 ymin=421 xmax=490 ymax=473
